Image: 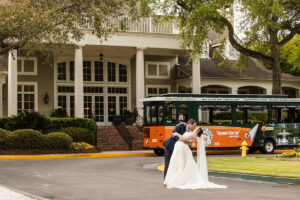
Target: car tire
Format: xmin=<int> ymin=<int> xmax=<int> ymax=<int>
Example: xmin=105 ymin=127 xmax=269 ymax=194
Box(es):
xmin=262 ymin=139 xmax=276 ymax=154
xmin=154 ymin=148 xmax=165 ymax=156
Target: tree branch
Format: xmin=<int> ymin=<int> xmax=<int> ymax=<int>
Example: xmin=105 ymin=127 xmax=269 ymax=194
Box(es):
xmin=220 ymin=16 xmax=274 ymax=65
xmin=278 ymin=23 xmax=300 ymax=46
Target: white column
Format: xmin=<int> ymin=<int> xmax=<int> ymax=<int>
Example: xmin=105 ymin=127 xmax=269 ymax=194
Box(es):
xmin=74 ymin=46 xmax=84 ymax=118
xmin=267 ymin=89 xmax=272 ymax=95
xmin=8 ymin=50 xmax=18 ymax=116
xmin=136 ymin=48 xmax=145 ymax=119
xmin=231 ymin=87 xmax=238 ymax=94
xmin=192 ymin=54 xmax=201 ymax=94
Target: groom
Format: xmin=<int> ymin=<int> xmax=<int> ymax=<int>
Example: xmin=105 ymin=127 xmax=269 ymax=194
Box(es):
xmin=163 ymin=118 xmax=197 ymax=179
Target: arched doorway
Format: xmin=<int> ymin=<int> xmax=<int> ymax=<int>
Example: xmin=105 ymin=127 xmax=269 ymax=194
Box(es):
xmin=201 ymin=85 xmax=230 ymax=94
xmin=282 ymin=87 xmax=299 ymax=98
xmin=238 ymin=86 xmax=266 ymax=94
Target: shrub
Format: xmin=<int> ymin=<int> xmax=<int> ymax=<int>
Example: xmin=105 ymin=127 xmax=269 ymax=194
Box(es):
xmin=4 ymin=129 xmax=44 ymax=150
xmin=49 ymin=118 xmax=96 ymax=134
xmin=62 ymin=127 xmax=95 ymax=145
xmin=4 ymin=111 xmax=51 ymax=132
xmin=43 ymin=132 xmax=72 ymax=150
xmin=72 ymin=142 xmax=96 ymax=150
xmin=50 ymin=108 xmax=69 ymax=118
xmin=0 ymin=117 xmax=13 ymax=129
xmin=0 ymin=128 xmax=10 ymax=149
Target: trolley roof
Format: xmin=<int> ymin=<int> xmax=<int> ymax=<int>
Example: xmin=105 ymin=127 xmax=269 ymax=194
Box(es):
xmin=142 ymin=94 xmax=300 ymax=104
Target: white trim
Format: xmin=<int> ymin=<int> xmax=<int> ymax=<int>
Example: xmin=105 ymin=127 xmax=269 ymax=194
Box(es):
xmin=54 ymin=57 xmax=131 ymax=125
xmin=17 ymin=82 xmax=38 ymax=112
xmin=17 ymin=57 xmax=38 ymax=75
xmin=145 ymin=61 xmax=170 ymax=79
xmin=146 ymin=84 xmax=171 ymax=97
xmin=142 ymin=96 xmax=300 ymax=103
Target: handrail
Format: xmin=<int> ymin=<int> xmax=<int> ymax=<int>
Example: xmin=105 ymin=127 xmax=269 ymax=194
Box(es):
xmin=87 ymin=17 xmax=179 ymax=35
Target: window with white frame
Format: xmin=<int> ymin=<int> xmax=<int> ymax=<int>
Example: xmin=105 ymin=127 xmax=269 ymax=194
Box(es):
xmin=146 ymin=85 xmax=170 ymax=97
xmin=57 ymin=62 xmax=67 ymax=81
xmin=108 ymin=62 xmax=116 ymax=82
xmin=94 ymin=61 xmax=104 ymax=82
xmin=84 ymin=86 xmax=105 ymax=122
xmin=69 ymin=61 xmax=74 ymax=81
xmin=57 ymin=85 xmax=75 ymax=117
xmin=55 ymin=59 xmax=130 ymax=124
xmin=17 ymin=57 xmax=37 ymax=75
xmin=119 ymin=64 xmax=127 ymax=82
xmin=17 ymin=83 xmax=37 ymax=113
xmin=146 ymin=62 xmax=170 ymax=79
xmin=83 ymin=61 xmax=92 ymax=81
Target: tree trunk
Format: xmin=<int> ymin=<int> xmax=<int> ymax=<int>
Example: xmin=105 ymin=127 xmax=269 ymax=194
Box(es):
xmin=271 ymin=45 xmax=282 ymax=95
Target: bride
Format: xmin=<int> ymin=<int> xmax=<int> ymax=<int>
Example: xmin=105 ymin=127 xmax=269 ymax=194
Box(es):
xmin=164 ymin=127 xmax=227 ymax=189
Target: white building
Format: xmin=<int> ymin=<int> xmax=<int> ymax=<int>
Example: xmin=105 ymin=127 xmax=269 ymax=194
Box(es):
xmin=0 ymin=18 xmax=299 ymax=125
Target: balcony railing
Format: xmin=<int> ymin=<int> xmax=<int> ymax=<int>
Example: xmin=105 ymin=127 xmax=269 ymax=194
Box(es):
xmin=87 ymin=17 xmax=179 ymax=35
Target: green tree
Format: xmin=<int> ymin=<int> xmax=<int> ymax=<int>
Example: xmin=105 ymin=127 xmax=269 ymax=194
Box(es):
xmin=154 ymin=0 xmax=300 ymax=94
xmin=0 ymin=0 xmax=142 ymax=56
xmin=280 ymin=35 xmax=300 ymax=76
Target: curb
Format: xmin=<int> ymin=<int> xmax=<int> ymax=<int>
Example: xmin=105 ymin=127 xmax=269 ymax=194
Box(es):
xmin=208 ymin=171 xmax=300 ymax=185
xmin=157 ymin=165 xmax=300 ymax=185
xmin=0 ymin=152 xmax=156 ymax=160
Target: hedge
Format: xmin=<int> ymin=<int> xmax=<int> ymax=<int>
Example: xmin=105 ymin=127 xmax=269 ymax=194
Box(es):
xmin=43 ymin=132 xmax=72 ymax=150
xmin=0 ymin=129 xmax=73 ymax=150
xmin=48 ymin=118 xmax=97 ymax=134
xmin=62 ymin=127 xmax=95 ymax=145
xmin=0 ymin=114 xmax=97 ymax=135
xmin=4 ymin=129 xmax=44 ymax=150
xmin=3 ymin=111 xmax=51 ymax=132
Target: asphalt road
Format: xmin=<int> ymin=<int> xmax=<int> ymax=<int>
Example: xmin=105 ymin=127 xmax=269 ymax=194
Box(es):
xmin=0 ymin=156 xmax=300 ymax=200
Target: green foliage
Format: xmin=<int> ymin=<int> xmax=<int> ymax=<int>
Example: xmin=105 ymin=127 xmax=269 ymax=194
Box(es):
xmin=50 ymin=108 xmax=69 ymax=118
xmin=280 ymin=35 xmax=300 ymax=76
xmin=0 ymin=0 xmax=145 ymax=57
xmin=4 ymin=111 xmax=51 ymax=132
xmin=0 ymin=129 xmax=73 ymax=150
xmin=43 ymin=132 xmax=72 ymax=150
xmin=0 ymin=117 xmax=12 ymax=129
xmin=155 ymin=0 xmax=300 ymax=94
xmin=4 ymin=129 xmax=44 ymax=150
xmin=62 ymin=127 xmax=95 ymax=145
xmin=49 ymin=118 xmax=97 ymax=134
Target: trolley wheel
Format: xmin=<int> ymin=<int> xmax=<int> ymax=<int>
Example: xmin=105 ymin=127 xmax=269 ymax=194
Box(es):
xmin=154 ymin=148 xmax=165 ymax=156
xmin=262 ymin=139 xmax=276 ymax=154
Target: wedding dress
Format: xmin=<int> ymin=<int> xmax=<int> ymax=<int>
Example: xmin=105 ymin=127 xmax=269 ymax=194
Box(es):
xmin=164 ymin=132 xmax=227 ymax=189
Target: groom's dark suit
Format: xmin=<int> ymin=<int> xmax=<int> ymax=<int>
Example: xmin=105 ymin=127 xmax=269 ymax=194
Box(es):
xmin=163 ymin=122 xmax=187 ymax=179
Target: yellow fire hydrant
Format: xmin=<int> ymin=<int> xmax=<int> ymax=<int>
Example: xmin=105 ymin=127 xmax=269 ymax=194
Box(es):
xmin=240 ymin=141 xmax=249 ymax=158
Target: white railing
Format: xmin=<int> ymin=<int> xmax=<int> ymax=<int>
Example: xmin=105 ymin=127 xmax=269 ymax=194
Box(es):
xmin=86 ymin=17 xmax=179 ymax=35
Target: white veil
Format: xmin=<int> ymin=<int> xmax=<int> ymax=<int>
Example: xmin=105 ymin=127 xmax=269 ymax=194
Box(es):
xmin=197 ymin=135 xmax=208 ymax=182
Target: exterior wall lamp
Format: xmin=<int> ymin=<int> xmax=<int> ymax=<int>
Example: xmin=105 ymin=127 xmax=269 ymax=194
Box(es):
xmin=99 ymin=53 xmax=103 ymax=61
xmin=43 ymin=92 xmax=49 ymax=104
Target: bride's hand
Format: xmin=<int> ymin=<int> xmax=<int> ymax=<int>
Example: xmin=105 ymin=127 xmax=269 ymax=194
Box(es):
xmin=172 ymin=132 xmax=180 ymax=137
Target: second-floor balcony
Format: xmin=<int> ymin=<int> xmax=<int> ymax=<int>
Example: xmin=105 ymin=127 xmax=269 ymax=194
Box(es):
xmin=87 ymin=17 xmax=179 ymax=35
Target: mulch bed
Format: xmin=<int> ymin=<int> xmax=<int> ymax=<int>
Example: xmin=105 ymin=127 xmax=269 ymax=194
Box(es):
xmin=267 ymin=157 xmax=300 ymax=161
xmin=0 ymin=149 xmax=100 ymax=155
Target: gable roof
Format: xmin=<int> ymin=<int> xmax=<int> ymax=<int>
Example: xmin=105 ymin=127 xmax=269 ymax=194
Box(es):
xmin=176 ymin=57 xmax=300 ymax=81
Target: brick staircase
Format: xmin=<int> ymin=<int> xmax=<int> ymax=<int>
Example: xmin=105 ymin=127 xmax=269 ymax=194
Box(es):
xmin=97 ymin=125 xmax=144 ymax=151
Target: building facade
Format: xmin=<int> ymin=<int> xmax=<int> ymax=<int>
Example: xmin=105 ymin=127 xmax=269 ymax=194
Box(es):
xmin=0 ymin=18 xmax=300 ymax=125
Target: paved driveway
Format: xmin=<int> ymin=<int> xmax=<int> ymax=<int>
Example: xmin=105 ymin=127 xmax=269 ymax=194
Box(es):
xmin=0 ymin=156 xmax=300 ymax=200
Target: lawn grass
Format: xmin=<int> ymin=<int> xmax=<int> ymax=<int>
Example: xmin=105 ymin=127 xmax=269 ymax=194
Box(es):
xmin=207 ymin=156 xmax=300 ymax=178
